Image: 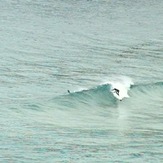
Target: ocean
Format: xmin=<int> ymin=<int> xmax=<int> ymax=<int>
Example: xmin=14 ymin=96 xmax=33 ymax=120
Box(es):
xmin=0 ymin=0 xmax=163 ymax=162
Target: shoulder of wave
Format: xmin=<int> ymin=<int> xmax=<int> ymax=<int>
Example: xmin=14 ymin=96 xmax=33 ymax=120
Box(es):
xmin=131 ymin=81 xmax=163 ymax=89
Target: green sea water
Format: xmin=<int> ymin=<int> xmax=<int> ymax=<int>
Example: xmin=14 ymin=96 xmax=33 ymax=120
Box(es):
xmin=0 ymin=0 xmax=163 ymax=162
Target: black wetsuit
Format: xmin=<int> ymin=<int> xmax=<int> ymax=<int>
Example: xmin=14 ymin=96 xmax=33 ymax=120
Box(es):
xmin=112 ymin=88 xmax=120 ymax=96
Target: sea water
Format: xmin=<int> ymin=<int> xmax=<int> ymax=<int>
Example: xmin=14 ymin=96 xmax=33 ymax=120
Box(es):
xmin=0 ymin=0 xmax=163 ymax=162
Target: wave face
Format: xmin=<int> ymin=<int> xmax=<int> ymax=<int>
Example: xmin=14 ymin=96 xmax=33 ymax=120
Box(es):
xmin=42 ymin=80 xmax=162 ymax=132
xmin=53 ymin=84 xmax=117 ymax=109
xmin=52 ymin=81 xmax=163 ymax=110
xmin=131 ymin=81 xmax=163 ymax=98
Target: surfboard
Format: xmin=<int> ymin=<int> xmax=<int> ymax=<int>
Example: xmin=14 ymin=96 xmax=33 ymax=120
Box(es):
xmin=111 ymin=89 xmax=123 ymax=101
xmin=111 ymin=86 xmax=130 ymax=101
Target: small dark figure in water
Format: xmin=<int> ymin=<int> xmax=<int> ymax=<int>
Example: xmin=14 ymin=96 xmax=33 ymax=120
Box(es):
xmin=67 ymin=90 xmax=70 ymax=94
xmin=112 ymin=88 xmax=120 ymax=96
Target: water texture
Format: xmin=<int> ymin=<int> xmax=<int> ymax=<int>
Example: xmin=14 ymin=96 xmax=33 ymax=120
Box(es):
xmin=0 ymin=0 xmax=163 ymax=162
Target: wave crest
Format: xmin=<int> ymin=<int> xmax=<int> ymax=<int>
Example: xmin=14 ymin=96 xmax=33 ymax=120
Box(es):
xmin=52 ymin=80 xmax=163 ymax=109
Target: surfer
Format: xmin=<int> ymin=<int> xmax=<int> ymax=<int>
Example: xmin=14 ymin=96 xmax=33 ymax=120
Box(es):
xmin=67 ymin=90 xmax=70 ymax=94
xmin=112 ymin=88 xmax=120 ymax=96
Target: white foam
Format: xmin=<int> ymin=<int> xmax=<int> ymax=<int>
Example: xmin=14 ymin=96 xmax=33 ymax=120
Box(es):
xmin=108 ymin=76 xmax=134 ymax=100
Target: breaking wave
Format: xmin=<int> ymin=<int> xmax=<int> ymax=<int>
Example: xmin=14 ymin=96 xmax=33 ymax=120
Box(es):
xmin=52 ymin=80 xmax=163 ymax=109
